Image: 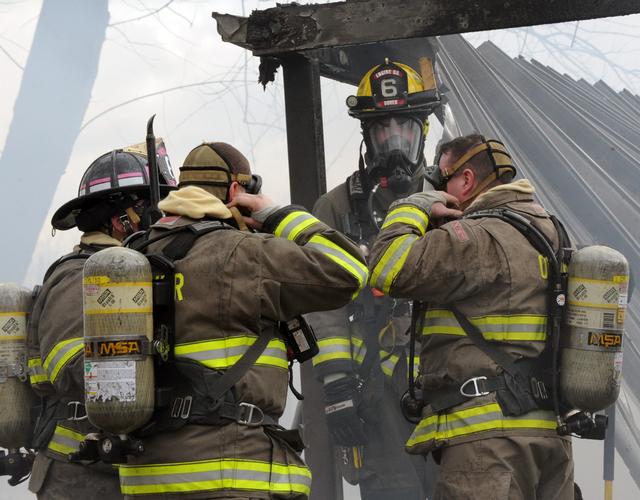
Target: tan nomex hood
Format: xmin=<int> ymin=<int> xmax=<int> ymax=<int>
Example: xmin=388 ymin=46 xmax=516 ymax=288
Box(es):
xmin=158 ymin=185 xmax=233 ymax=220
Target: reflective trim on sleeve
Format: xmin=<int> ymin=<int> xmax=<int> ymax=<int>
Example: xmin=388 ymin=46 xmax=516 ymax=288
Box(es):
xmin=422 ymin=309 xmax=547 ymax=342
xmin=118 ymin=458 xmax=312 ymax=496
xmin=369 ymin=234 xmax=419 ymax=293
xmin=274 ymin=211 xmax=319 ymax=241
xmin=307 ymin=234 xmax=368 ymax=297
xmin=43 ymin=337 xmax=84 ymax=383
xmin=174 ymin=336 xmax=288 ymax=370
xmin=47 ymin=424 xmax=85 ymax=456
xmin=381 ymin=206 xmax=429 ymax=235
xmin=28 ymin=356 xmax=50 ymax=385
xmin=380 ymin=351 xmax=400 ymax=377
xmin=312 ymin=337 xmax=352 ymax=367
xmin=409 ymin=355 xmax=420 ymax=380
xmin=351 ymin=337 xmax=366 ymax=365
xmin=406 ymin=403 xmax=557 ymax=448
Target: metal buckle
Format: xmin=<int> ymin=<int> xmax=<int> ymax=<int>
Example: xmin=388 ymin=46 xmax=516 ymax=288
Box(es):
xmin=170 ymin=396 xmax=193 ymax=419
xmin=237 ymin=402 xmax=264 ymax=427
xmin=67 ymin=401 xmax=88 ymax=421
xmin=459 ymin=376 xmax=490 ymax=398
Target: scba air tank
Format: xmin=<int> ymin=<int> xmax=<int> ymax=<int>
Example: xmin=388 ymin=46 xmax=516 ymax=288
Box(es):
xmin=83 ymin=247 xmax=154 ymax=434
xmin=561 ymin=245 xmax=629 ymax=412
xmin=0 ymin=284 xmax=34 ymax=448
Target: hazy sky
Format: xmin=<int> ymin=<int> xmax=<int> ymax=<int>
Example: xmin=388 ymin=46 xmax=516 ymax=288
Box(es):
xmin=2 ymin=1 xmax=640 ymax=499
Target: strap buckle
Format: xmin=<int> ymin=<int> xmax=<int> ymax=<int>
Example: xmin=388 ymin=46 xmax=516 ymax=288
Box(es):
xmin=459 ymin=376 xmax=490 ymax=398
xmin=170 ymin=396 xmax=193 ymax=419
xmin=67 ymin=401 xmax=88 ymax=421
xmin=237 ymin=402 xmax=264 ymax=427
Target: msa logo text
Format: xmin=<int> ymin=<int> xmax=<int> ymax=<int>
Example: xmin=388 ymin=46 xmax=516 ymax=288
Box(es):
xmin=85 ymin=340 xmax=142 ymax=358
xmin=587 ymin=332 xmax=622 ymax=348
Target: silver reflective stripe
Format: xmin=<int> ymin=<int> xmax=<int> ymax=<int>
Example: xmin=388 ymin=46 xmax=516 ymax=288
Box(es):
xmin=313 ymin=338 xmax=352 ymax=366
xmin=382 ymin=209 xmax=428 ymax=234
xmin=120 ymin=468 xmax=310 ymax=486
xmin=118 ymin=459 xmax=312 ymax=496
xmin=407 ymin=403 xmax=557 ymax=447
xmin=47 ymin=425 xmax=84 ymax=455
xmin=423 ymin=310 xmax=547 ymax=341
xmin=278 ymin=212 xmax=317 ymax=240
xmin=370 ymin=234 xmax=418 ymax=291
xmin=306 ymin=239 xmax=368 ymax=286
xmin=177 ymin=345 xmax=285 ymax=363
xmin=174 ymin=337 xmax=288 ymax=370
xmin=43 ymin=337 xmax=84 ymax=382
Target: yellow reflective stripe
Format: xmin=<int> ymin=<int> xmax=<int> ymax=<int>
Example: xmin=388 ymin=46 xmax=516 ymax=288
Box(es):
xmin=307 ymin=234 xmax=368 ymax=295
xmin=274 ymin=211 xmax=319 ymax=241
xmin=28 ymin=357 xmax=50 ymax=384
xmin=422 ymin=310 xmax=547 ymax=342
xmin=380 ymin=351 xmax=400 ymax=377
xmin=350 ymin=337 xmax=366 ymax=364
xmin=47 ymin=424 xmax=85 ymax=455
xmin=407 ymin=355 xmax=420 ymax=379
xmin=381 ymin=206 xmax=429 ymax=235
xmin=313 ymin=337 xmax=352 ymax=366
xmin=174 ymin=336 xmax=288 ymax=370
xmin=407 ymin=403 xmax=556 ymax=447
xmin=85 ymin=307 xmax=153 ymax=315
xmin=370 ymin=234 xmax=418 ymax=293
xmin=43 ymin=337 xmax=84 ymax=383
xmin=118 ymin=458 xmax=311 ymax=496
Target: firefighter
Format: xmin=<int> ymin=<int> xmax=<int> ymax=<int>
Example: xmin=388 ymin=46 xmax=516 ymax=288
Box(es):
xmin=368 ymin=134 xmax=575 ymax=499
xmin=27 ymin=149 xmax=176 ymax=499
xmin=306 ymin=60 xmax=438 ymax=499
xmin=114 ymin=142 xmax=367 ymax=499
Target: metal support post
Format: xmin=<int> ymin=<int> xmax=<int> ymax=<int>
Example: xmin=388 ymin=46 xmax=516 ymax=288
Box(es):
xmin=604 ymin=405 xmax=616 ymax=500
xmin=281 ymin=54 xmax=342 ymax=500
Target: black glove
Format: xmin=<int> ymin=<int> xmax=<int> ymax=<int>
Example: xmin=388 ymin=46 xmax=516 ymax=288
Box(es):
xmin=323 ymin=376 xmax=368 ymax=446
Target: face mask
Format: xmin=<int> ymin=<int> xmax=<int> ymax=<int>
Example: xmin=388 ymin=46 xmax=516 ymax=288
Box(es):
xmin=369 ymin=150 xmax=414 ymax=194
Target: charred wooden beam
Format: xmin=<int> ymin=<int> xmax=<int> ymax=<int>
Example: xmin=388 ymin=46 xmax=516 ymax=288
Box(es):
xmin=213 ymin=0 xmax=640 ymax=55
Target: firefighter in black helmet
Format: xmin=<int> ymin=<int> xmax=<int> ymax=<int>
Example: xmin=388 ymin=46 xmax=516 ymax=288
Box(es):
xmin=306 ymin=59 xmax=440 ymax=499
xmin=27 ymin=147 xmax=175 ymax=499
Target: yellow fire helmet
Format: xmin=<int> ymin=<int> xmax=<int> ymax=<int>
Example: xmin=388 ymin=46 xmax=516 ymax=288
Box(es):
xmin=346 ymin=59 xmax=438 ymax=119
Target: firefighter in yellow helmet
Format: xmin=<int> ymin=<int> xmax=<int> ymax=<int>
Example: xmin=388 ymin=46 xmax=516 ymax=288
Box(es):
xmin=112 ymin=142 xmax=368 ymax=499
xmin=306 ymin=60 xmax=439 ymax=499
xmin=27 ymin=148 xmax=176 ymax=499
xmin=369 ymin=134 xmax=575 ymax=499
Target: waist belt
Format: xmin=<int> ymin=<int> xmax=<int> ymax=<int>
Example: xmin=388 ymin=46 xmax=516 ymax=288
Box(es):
xmin=425 ymin=376 xmax=507 ymax=413
xmin=166 ymin=393 xmax=279 ymax=427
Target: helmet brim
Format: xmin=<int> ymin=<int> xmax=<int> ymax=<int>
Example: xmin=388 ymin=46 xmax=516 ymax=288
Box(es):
xmin=51 ymin=184 xmax=175 ymax=231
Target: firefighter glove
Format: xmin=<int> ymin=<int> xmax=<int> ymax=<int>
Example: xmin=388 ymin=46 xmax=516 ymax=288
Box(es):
xmin=389 ymin=191 xmax=447 ymax=216
xmin=323 ymin=376 xmax=368 ymax=446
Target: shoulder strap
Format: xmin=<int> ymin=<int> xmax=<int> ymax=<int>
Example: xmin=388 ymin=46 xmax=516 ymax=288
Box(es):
xmin=209 ymin=327 xmax=276 ymax=402
xmin=449 ymin=305 xmax=526 ymax=380
xmin=461 ymin=207 xmax=568 ymax=416
xmin=43 ymin=251 xmax=92 ymax=283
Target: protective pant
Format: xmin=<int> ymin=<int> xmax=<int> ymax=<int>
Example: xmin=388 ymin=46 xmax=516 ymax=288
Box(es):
xmin=354 ymin=369 xmax=438 ymax=500
xmin=29 ymin=452 xmax=122 ymax=499
xmin=433 ymin=436 xmax=574 ymax=500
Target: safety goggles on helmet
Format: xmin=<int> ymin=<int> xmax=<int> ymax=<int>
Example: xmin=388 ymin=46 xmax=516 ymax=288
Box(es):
xmin=426 ymin=137 xmax=516 ymax=191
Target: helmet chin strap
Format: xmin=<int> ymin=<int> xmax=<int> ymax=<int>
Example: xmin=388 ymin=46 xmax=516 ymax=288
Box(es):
xmin=118 ymin=206 xmax=141 ymax=236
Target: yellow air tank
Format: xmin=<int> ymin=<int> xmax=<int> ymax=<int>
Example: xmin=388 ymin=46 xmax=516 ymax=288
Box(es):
xmin=0 ymin=284 xmax=34 ymax=448
xmin=83 ymin=247 xmax=154 ymax=434
xmin=561 ymin=245 xmax=629 ymax=412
